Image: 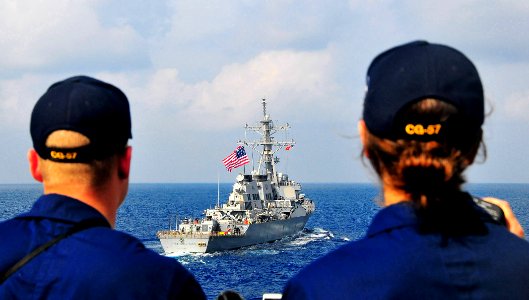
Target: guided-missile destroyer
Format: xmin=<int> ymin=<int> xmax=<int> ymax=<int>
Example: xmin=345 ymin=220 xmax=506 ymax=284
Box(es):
xmin=157 ymin=99 xmax=315 ymax=254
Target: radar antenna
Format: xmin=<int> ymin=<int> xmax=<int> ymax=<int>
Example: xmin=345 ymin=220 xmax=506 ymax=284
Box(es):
xmin=239 ymin=99 xmax=295 ymax=181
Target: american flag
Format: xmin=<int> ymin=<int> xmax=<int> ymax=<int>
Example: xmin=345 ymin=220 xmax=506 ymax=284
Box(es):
xmin=222 ymin=146 xmax=250 ymax=172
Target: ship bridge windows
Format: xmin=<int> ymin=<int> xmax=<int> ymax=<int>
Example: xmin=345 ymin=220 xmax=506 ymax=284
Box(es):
xmin=243 ymin=193 xmax=260 ymax=202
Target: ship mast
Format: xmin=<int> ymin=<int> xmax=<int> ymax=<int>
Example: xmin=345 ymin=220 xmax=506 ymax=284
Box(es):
xmin=241 ymin=99 xmax=294 ymax=180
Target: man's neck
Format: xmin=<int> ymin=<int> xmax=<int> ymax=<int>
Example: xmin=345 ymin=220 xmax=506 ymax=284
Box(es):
xmin=43 ymin=183 xmax=119 ymax=227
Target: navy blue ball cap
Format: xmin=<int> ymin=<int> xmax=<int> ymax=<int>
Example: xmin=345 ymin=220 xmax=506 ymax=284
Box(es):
xmin=30 ymin=75 xmax=132 ymax=162
xmin=363 ymin=40 xmax=484 ymax=141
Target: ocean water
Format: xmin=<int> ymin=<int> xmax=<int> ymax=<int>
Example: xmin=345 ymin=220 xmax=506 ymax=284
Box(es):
xmin=1 ymin=183 xmax=529 ymax=299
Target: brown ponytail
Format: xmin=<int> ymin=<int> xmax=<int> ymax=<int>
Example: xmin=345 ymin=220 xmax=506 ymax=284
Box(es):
xmin=363 ymin=99 xmax=486 ymax=234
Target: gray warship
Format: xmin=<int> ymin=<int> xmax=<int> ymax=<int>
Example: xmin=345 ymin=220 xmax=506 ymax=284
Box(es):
xmin=157 ymin=99 xmax=315 ymax=254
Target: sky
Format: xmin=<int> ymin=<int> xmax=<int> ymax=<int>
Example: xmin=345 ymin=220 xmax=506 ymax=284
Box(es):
xmin=1 ymin=0 xmax=529 ymax=184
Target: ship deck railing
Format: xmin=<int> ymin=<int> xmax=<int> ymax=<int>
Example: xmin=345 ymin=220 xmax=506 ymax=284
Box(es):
xmin=157 ymin=230 xmax=246 ymax=239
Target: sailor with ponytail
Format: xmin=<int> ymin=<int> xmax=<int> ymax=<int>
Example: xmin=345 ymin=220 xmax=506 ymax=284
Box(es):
xmin=283 ymin=41 xmax=529 ymax=299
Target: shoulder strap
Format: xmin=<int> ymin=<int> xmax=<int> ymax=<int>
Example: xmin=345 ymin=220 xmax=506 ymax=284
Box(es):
xmin=0 ymin=218 xmax=109 ymax=284
xmin=472 ymin=196 xmax=507 ymax=226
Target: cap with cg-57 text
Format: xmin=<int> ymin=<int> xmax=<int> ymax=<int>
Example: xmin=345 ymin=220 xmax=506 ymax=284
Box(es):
xmin=30 ymin=75 xmax=132 ymax=163
xmin=363 ymin=40 xmax=484 ymax=141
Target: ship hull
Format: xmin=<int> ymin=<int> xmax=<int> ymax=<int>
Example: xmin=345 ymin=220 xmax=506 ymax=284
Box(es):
xmin=159 ymin=215 xmax=310 ymax=254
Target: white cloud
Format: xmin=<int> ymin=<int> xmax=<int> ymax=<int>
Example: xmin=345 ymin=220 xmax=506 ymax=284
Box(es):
xmin=501 ymin=91 xmax=529 ymax=121
xmin=0 ymin=75 xmax=49 ymax=128
xmin=342 ymin=1 xmax=529 ymax=65
xmin=397 ymin=1 xmax=529 ymax=62
xmin=0 ymin=0 xmax=148 ymax=73
xmin=119 ymin=48 xmax=338 ymax=132
xmin=477 ymin=60 xmax=529 ymax=125
xmin=2 ymin=0 xmax=529 ymax=183
xmin=151 ymin=1 xmax=349 ymax=81
xmin=139 ymin=69 xmax=194 ymax=109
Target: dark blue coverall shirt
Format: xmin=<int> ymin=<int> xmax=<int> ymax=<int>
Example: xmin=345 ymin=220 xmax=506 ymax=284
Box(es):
xmin=0 ymin=194 xmax=205 ymax=299
xmin=283 ymin=201 xmax=529 ymax=299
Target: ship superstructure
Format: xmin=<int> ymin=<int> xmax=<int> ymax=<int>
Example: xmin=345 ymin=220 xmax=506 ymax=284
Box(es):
xmin=157 ymin=99 xmax=315 ymax=254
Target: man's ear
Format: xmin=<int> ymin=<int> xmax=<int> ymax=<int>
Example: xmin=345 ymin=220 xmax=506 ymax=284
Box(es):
xmin=28 ymin=149 xmax=43 ymax=182
xmin=118 ymin=146 xmax=132 ymax=180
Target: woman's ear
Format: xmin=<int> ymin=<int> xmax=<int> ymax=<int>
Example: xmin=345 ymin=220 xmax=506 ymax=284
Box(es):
xmin=358 ymin=120 xmax=369 ymax=158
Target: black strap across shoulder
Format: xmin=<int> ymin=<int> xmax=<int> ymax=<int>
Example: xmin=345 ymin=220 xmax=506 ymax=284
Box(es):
xmin=0 ymin=218 xmax=109 ymax=284
xmin=472 ymin=197 xmax=507 ymax=226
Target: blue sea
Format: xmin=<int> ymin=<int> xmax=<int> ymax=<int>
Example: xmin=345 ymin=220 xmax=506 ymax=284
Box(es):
xmin=1 ymin=183 xmax=529 ymax=299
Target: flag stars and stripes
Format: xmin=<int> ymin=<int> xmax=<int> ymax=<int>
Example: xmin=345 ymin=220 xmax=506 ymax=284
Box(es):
xmin=222 ymin=146 xmax=250 ymax=172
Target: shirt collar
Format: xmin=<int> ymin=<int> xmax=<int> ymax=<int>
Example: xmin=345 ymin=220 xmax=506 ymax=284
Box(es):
xmin=366 ymin=202 xmax=418 ymax=237
xmin=17 ymin=193 xmax=110 ymax=226
xmin=367 ymin=197 xmax=499 ymax=238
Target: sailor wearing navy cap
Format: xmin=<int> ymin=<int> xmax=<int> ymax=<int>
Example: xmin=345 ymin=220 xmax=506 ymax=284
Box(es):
xmin=0 ymin=76 xmax=205 ymax=299
xmin=283 ymin=41 xmax=529 ymax=299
